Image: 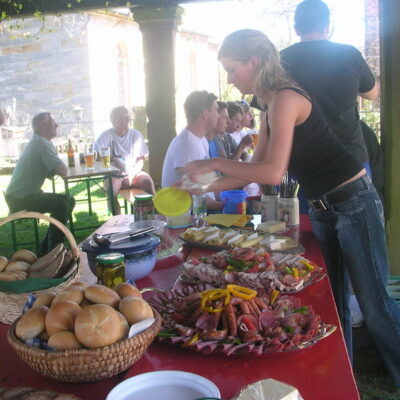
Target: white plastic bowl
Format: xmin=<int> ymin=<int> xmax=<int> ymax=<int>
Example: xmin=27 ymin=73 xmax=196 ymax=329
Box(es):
xmin=106 ymin=370 xmax=220 ymax=400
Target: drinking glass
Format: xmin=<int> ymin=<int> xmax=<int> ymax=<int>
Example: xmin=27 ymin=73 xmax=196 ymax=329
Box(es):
xmin=84 ymin=151 xmax=96 ymax=169
xmin=192 ymin=193 xmax=207 ymax=227
xmin=100 ymin=147 xmax=111 ymax=168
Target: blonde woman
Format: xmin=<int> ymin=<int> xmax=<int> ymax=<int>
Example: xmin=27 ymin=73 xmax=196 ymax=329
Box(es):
xmin=183 ymin=29 xmax=400 ymax=386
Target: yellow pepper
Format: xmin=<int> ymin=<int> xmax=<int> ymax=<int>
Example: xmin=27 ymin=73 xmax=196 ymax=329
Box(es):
xmin=183 ymin=333 xmax=199 ymax=346
xmin=292 ymin=267 xmax=299 ymax=279
xmin=300 ymin=260 xmax=315 ymax=271
xmin=226 ymin=284 xmax=257 ymax=300
xmin=269 ymin=289 xmax=280 ymax=305
xmin=200 ymin=289 xmax=230 ymax=313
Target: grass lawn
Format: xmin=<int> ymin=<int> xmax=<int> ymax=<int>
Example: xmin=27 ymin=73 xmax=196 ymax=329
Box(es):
xmin=0 ymin=173 xmax=399 ymax=398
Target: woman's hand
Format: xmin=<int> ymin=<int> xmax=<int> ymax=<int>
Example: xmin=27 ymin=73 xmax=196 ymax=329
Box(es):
xmin=183 ymin=159 xmax=217 ymax=183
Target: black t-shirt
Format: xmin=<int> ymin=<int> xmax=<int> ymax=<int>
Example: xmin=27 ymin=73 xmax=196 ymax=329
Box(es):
xmin=280 ymin=40 xmax=375 ymax=164
xmin=282 ymin=88 xmax=362 ymax=199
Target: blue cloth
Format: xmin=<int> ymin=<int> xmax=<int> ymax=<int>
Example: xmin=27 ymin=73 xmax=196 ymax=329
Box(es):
xmin=309 ymin=175 xmax=400 ymax=384
xmin=208 ymin=139 xmax=220 ymax=158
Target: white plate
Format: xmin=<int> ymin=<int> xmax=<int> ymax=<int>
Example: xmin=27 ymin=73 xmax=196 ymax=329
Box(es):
xmin=106 ymin=370 xmax=220 ymax=400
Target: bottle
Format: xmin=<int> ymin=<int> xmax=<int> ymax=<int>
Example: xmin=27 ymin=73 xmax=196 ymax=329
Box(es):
xmin=67 ymin=139 xmax=75 ymax=167
xmin=192 ymin=193 xmax=207 ymax=227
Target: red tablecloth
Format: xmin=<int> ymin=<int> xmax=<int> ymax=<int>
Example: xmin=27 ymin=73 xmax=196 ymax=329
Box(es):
xmin=0 ymin=215 xmax=359 ymax=400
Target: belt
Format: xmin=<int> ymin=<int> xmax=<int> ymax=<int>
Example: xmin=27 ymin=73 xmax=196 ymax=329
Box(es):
xmin=308 ymin=175 xmax=371 ymax=211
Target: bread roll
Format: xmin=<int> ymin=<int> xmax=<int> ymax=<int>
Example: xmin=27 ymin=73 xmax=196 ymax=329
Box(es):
xmin=119 ymin=296 xmax=153 ymax=325
xmin=84 ymin=284 xmax=121 ymax=308
xmin=74 ymin=304 xmax=120 ymax=348
xmin=52 ymin=286 xmax=84 ymax=305
xmin=116 ymin=311 xmax=129 ymax=341
xmin=79 ymin=298 xmax=95 ymax=309
xmin=0 ymin=256 xmax=8 ymax=272
xmin=11 ymin=249 xmax=38 ymax=264
xmin=5 ymin=260 xmax=31 ymax=272
xmin=115 ymin=282 xmax=142 ymax=299
xmin=48 ymin=331 xmax=82 ymax=350
xmin=46 ymin=300 xmax=82 ymax=336
xmin=32 ymin=292 xmax=56 ymax=308
xmin=0 ymin=271 xmax=27 ymax=281
xmin=70 ymin=282 xmax=88 ymax=290
xmin=16 ymin=306 xmax=48 ymax=341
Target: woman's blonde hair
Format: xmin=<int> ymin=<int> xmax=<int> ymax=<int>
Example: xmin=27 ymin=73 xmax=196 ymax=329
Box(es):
xmin=218 ymin=29 xmax=296 ymax=95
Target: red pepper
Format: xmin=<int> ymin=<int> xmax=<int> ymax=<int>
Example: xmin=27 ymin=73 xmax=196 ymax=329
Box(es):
xmin=246 ymin=264 xmax=259 ymax=274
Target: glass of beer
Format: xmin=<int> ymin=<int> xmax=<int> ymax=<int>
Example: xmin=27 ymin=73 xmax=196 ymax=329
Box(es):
xmin=84 ymin=151 xmax=95 ymax=169
xmin=100 ymin=147 xmax=111 ymax=169
xmin=251 ymin=133 xmax=259 ymax=147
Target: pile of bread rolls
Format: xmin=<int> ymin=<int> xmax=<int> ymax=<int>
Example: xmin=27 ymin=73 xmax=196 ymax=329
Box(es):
xmin=15 ymin=282 xmax=154 ymax=349
xmin=0 ymin=244 xmax=78 ymax=282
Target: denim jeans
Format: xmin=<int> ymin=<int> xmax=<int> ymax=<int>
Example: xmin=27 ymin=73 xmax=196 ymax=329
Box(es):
xmin=5 ymin=191 xmax=75 ymax=255
xmin=309 ymin=176 xmax=400 ymax=385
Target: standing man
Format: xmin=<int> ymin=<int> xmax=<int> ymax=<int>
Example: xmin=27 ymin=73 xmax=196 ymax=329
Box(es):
xmin=5 ymin=112 xmax=75 ymax=255
xmin=161 ymin=90 xmax=222 ymax=210
xmin=281 ymin=0 xmax=378 ymax=171
xmin=94 ymin=106 xmax=155 ymax=214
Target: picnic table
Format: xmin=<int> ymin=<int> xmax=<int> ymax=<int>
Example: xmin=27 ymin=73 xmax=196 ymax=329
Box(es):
xmin=0 ymin=214 xmax=360 ymax=400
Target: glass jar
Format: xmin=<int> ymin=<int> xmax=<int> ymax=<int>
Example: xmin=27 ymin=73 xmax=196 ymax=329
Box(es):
xmin=95 ymin=252 xmax=125 ymax=288
xmin=134 ymin=194 xmax=155 ymax=221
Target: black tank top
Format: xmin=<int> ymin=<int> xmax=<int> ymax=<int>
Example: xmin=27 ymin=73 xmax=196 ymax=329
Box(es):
xmin=280 ymin=87 xmax=362 ymax=198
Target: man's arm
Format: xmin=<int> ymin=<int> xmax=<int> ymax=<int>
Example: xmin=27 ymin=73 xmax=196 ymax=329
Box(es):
xmin=360 ymin=81 xmax=378 ymax=100
xmin=53 ymin=160 xmax=68 ymax=177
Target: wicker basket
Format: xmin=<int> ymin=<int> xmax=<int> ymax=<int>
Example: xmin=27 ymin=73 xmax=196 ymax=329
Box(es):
xmin=7 ymin=307 xmax=161 ymax=382
xmin=0 ymin=211 xmax=81 ymax=324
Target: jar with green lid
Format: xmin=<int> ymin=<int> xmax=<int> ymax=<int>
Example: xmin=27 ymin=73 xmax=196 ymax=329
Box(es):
xmin=95 ymin=253 xmax=125 ymax=289
xmin=134 ymin=194 xmax=155 ymax=221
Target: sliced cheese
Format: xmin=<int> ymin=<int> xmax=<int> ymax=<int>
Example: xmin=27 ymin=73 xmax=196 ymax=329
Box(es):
xmin=236 ymin=378 xmax=299 ymax=400
xmin=257 ymin=220 xmax=286 ymax=234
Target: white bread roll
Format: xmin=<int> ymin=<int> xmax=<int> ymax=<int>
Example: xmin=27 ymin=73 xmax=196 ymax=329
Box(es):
xmin=32 ymin=292 xmax=56 ymax=308
xmin=52 ymin=286 xmax=84 ymax=305
xmin=46 ymin=300 xmax=82 ymax=336
xmin=11 ymin=249 xmax=38 ymax=264
xmin=70 ymin=282 xmax=88 ymax=290
xmin=0 ymin=256 xmax=8 ymax=272
xmin=116 ymin=311 xmax=129 ymax=341
xmin=74 ymin=304 xmax=120 ymax=348
xmin=84 ymin=284 xmax=121 ymax=308
xmin=114 ymin=282 xmax=142 ymax=299
xmin=48 ymin=331 xmax=83 ymax=350
xmin=15 ymin=306 xmax=48 ymax=341
xmin=119 ymin=296 xmax=153 ymax=325
xmin=5 ymin=261 xmax=31 ymax=272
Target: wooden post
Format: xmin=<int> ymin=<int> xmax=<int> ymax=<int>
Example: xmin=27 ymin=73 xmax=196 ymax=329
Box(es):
xmin=131 ymin=5 xmax=184 ymax=187
xmin=379 ymin=0 xmax=400 ymax=274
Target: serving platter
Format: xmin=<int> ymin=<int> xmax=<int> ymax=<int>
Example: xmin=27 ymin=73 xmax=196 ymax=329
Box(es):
xmin=146 ymin=283 xmax=336 ymax=356
xmin=179 ymin=248 xmax=326 ymax=294
xmin=179 ymin=233 xmax=305 ymax=255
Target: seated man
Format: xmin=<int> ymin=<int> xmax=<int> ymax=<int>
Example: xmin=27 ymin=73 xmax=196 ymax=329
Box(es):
xmin=5 ymin=112 xmax=75 ymax=255
xmin=94 ymin=106 xmax=155 ymax=214
xmin=161 ymin=91 xmax=222 ymax=210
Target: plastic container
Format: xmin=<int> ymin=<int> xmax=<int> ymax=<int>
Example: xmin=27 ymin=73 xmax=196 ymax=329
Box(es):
xmin=82 ymin=234 xmax=160 ymax=281
xmin=166 ymin=210 xmax=192 ymax=229
xmin=220 ymin=190 xmax=248 ymax=214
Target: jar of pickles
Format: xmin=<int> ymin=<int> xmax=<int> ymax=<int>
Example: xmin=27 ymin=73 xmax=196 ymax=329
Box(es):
xmin=95 ymin=253 xmax=125 ymax=289
xmin=134 ymin=194 xmax=155 ymax=221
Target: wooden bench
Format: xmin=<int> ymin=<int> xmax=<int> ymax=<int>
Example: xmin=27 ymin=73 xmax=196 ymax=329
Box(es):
xmin=117 ymin=188 xmax=148 ymax=214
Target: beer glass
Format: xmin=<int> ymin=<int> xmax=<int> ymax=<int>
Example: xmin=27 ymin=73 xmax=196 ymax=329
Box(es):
xmin=84 ymin=150 xmax=96 ymax=169
xmin=100 ymin=147 xmax=111 ymax=168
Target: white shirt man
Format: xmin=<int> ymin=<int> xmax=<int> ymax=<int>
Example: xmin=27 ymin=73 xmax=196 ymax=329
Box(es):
xmin=161 ymin=91 xmax=222 ymax=210
xmin=94 ymin=106 xmax=155 ymax=214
